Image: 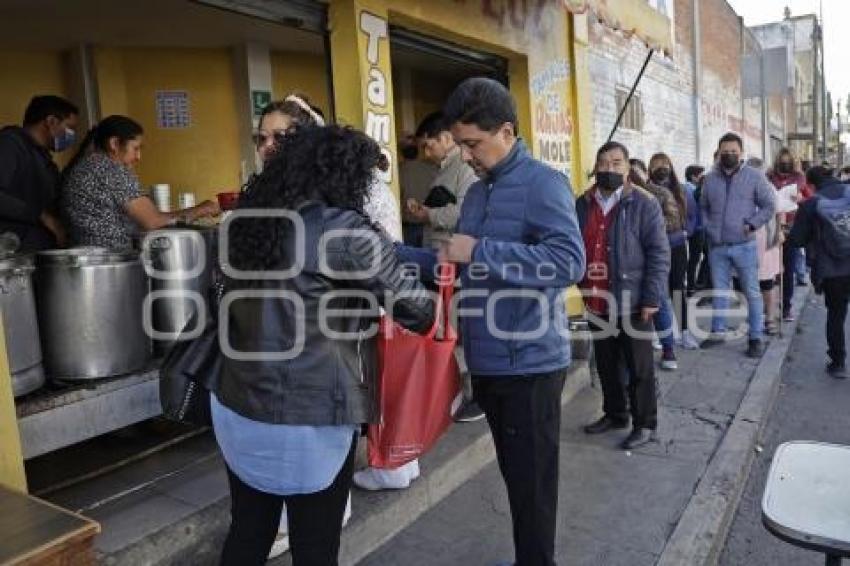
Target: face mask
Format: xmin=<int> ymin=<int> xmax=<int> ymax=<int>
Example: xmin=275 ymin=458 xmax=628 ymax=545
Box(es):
xmin=720 ymin=153 xmax=739 ymax=170
xmin=651 ymin=167 xmax=671 ymax=183
xmin=596 ymin=171 xmax=624 ymax=191
xmin=779 ymin=162 xmax=793 ymax=173
xmin=53 ymin=127 xmax=77 ymax=152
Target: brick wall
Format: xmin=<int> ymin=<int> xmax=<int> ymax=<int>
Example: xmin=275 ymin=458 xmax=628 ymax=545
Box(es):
xmin=586 ymin=0 xmax=698 ymax=182
xmin=586 ymin=0 xmax=772 ymax=175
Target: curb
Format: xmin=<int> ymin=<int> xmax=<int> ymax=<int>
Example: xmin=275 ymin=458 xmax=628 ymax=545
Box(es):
xmin=656 ymin=288 xmax=811 ymax=566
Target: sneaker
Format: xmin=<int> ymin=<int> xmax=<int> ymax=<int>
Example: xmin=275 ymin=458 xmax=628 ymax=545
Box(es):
xmin=701 ymin=331 xmax=727 ymax=348
xmin=782 ymin=312 xmax=795 ymax=322
xmin=827 ymin=361 xmax=848 ymax=379
xmin=620 ymin=428 xmax=657 ymax=450
xmin=660 ymin=348 xmax=678 ymax=370
xmin=453 ymin=400 xmax=486 ymax=423
xmin=680 ymin=330 xmax=700 ymax=350
xmin=796 ymin=277 xmax=809 ymax=287
xmin=652 ymin=335 xmax=663 ymax=351
xmin=353 ymin=460 xmax=420 ymax=491
xmin=583 ymin=415 xmax=629 ymax=434
xmin=746 ymin=339 xmax=764 ymax=358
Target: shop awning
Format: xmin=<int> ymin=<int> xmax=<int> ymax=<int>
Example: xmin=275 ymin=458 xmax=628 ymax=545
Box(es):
xmin=563 ymin=0 xmax=674 ymax=55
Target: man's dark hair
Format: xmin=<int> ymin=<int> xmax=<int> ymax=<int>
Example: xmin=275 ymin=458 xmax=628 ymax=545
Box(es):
xmin=717 ymin=132 xmax=743 ymax=149
xmin=415 ymin=111 xmax=449 ymax=139
xmin=443 ymin=77 xmax=517 ymax=132
xmin=23 ymin=95 xmax=79 ymax=126
xmin=806 ymin=165 xmax=835 ymax=188
xmin=685 ymin=165 xmax=705 ymax=183
xmin=596 ymin=141 xmax=630 ymax=162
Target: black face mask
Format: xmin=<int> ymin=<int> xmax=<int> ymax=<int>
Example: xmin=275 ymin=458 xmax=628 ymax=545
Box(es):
xmin=596 ymin=171 xmax=624 ymax=191
xmin=779 ymin=162 xmax=793 ymax=173
xmin=720 ymin=153 xmax=739 ymax=170
xmin=651 ymin=167 xmax=671 ymax=184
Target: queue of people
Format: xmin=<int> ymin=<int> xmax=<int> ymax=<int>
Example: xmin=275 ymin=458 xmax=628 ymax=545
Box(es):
xmin=4 ymin=78 xmax=850 ymax=566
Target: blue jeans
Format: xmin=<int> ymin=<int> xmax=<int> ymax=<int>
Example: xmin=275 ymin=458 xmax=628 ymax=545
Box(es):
xmin=709 ymin=240 xmax=763 ymax=340
xmin=653 ymin=297 xmax=675 ymax=350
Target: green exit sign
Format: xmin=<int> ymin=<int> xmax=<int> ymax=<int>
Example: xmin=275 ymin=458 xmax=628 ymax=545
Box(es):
xmin=252 ymin=90 xmax=272 ymax=117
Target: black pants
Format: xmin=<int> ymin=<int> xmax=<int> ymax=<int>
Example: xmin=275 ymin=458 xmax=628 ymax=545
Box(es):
xmin=472 ymin=369 xmax=567 ymax=566
xmin=782 ymin=245 xmax=800 ymax=314
xmin=823 ymin=276 xmax=850 ymax=365
xmin=670 ymin=243 xmax=688 ymax=331
xmin=591 ymin=315 xmax=658 ymax=429
xmin=687 ymin=231 xmax=711 ymax=291
xmin=220 ymin=437 xmax=356 ymax=566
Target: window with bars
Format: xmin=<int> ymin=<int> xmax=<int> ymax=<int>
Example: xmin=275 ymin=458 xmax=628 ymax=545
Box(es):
xmin=615 ymin=86 xmax=644 ymax=132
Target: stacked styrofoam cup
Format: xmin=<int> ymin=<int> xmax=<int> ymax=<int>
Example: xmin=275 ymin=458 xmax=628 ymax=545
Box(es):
xmin=151 ymin=184 xmax=171 ymax=212
xmin=178 ymin=192 xmax=196 ymax=210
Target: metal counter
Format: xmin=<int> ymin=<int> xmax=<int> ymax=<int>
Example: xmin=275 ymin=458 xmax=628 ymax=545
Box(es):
xmin=15 ymin=363 xmax=162 ymax=459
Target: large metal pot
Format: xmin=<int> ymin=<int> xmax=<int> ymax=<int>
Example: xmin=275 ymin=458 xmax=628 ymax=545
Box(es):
xmin=0 ymin=254 xmax=45 ymax=396
xmin=35 ymin=248 xmax=151 ymax=380
xmin=142 ymin=226 xmax=216 ymax=354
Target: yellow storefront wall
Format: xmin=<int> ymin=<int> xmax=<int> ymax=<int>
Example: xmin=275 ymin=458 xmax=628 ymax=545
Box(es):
xmin=0 ymin=50 xmax=74 ymax=170
xmin=0 ymin=51 xmax=69 ymax=128
xmin=270 ymin=51 xmax=331 ymax=118
xmin=329 ymin=0 xmax=582 ymax=313
xmin=94 ymin=47 xmax=243 ymax=203
xmin=330 ymin=0 xmax=573 ymax=180
xmin=0 ymin=319 xmax=26 ymax=492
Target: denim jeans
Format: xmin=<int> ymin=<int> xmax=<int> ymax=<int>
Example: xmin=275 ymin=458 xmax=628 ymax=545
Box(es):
xmin=709 ymin=240 xmax=764 ymax=340
xmin=653 ymin=297 xmax=675 ymax=350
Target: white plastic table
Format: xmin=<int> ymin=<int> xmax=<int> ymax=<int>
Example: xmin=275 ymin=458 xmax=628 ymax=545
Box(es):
xmin=762 ymin=441 xmax=850 ymax=565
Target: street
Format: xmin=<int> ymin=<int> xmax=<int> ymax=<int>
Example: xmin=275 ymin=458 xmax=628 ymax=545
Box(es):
xmin=720 ymin=295 xmax=850 ymax=565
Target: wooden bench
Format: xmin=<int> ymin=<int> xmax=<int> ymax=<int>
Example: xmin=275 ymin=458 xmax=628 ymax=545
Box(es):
xmin=0 ymin=486 xmax=100 ymax=566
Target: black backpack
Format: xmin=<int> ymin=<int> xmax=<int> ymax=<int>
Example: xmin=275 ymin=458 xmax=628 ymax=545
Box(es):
xmin=815 ymin=185 xmax=850 ymax=258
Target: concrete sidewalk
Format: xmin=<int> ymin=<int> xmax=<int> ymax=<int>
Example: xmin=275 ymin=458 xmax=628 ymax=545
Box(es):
xmin=360 ymin=290 xmax=809 ymax=566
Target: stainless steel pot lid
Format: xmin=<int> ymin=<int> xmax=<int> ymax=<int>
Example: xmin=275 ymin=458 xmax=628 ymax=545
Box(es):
xmin=36 ymin=247 xmax=139 ymax=266
xmin=0 ymin=253 xmax=35 ymax=273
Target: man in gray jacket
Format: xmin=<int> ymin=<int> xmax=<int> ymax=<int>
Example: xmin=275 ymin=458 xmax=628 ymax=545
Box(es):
xmin=700 ymin=132 xmax=777 ymax=357
xmin=405 ymin=111 xmax=478 ymax=249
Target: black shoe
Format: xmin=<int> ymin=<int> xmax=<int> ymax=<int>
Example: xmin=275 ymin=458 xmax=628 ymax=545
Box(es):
xmin=701 ymin=331 xmax=727 ymax=348
xmin=620 ymin=428 xmax=657 ymax=450
xmin=584 ymin=415 xmax=629 ymax=435
xmin=746 ymin=339 xmax=764 ymax=358
xmin=454 ymin=400 xmax=486 ymax=423
xmin=827 ymin=361 xmax=848 ymax=379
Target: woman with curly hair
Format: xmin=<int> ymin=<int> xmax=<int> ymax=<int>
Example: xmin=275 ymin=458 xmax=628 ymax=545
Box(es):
xmin=213 ymin=125 xmax=435 ymax=565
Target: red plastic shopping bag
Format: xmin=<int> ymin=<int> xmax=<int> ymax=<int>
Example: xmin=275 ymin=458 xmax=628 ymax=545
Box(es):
xmin=367 ymin=264 xmax=462 ymax=469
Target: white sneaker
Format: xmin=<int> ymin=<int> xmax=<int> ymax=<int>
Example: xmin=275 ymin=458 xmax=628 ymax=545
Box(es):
xmin=680 ymin=330 xmax=700 ymax=350
xmin=268 ymin=492 xmax=352 ymax=560
xmin=353 ymin=460 xmax=420 ymax=491
xmin=652 ymin=335 xmax=663 ymax=351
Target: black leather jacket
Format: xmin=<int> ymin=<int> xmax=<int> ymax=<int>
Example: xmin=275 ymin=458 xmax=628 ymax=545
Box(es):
xmin=216 ymin=202 xmax=435 ymax=425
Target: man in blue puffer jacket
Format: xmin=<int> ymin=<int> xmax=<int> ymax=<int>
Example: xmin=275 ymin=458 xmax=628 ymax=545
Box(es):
xmin=400 ymin=78 xmax=585 ymax=566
